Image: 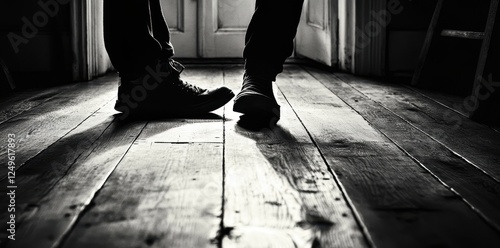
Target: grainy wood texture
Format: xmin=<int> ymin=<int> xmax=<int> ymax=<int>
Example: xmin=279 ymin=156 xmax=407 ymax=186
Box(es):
xmin=62 ymin=143 xmax=223 ymax=248
xmin=0 ymin=101 xmax=116 ymax=240
xmin=0 ymin=75 xmax=118 ymax=179
xmin=1 ymin=65 xmax=500 ymax=248
xmin=405 ymin=85 xmax=500 ymax=132
xmin=404 ymin=86 xmax=470 ymax=116
xmin=59 ymin=67 xmax=225 ymax=248
xmin=277 ymin=66 xmax=500 ymax=248
xmin=0 ymin=87 xmax=66 ymax=125
xmin=1 ymin=67 xmax=225 ymax=248
xmin=336 ymin=72 xmax=500 ymax=183
xmin=0 ymin=75 xmax=115 ymax=125
xmin=3 ymin=119 xmax=147 ymax=248
xmin=222 ymin=66 xmax=368 ymax=248
xmin=306 ymin=66 xmax=500 ymax=231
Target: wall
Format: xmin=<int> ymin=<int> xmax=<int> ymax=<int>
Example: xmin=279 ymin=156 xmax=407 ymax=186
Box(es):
xmin=386 ymin=0 xmax=435 ymax=78
xmin=0 ymin=0 xmax=73 ymax=89
xmin=339 ymin=0 xmax=411 ymax=77
xmin=71 ymin=0 xmax=113 ymax=81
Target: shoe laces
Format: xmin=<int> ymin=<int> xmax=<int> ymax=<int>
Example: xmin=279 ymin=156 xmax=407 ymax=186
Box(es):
xmin=173 ymin=79 xmax=206 ymax=95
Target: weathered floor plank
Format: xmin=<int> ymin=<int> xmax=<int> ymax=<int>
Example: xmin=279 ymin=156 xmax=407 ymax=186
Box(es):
xmin=0 ymin=100 xmax=117 ymax=243
xmin=0 ymin=81 xmax=81 ymax=125
xmin=222 ymin=66 xmax=368 ymax=248
xmin=1 ymin=65 xmax=500 ymax=248
xmin=404 ymin=86 xmax=469 ymax=116
xmin=0 ymin=89 xmax=59 ymax=125
xmin=59 ymin=67 xmax=225 ymax=248
xmin=0 ymin=76 xmax=118 ymax=179
xmin=0 ymin=75 xmax=117 ymax=126
xmin=406 ymin=86 xmax=500 ymax=133
xmin=62 ymin=142 xmax=223 ymax=248
xmin=1 ymin=67 xmax=225 ymax=248
xmin=277 ymin=66 xmax=500 ymax=248
xmin=4 ymin=118 xmax=147 ymax=248
xmin=305 ymin=66 xmax=500 ymax=231
xmin=335 ymin=72 xmax=500 ymax=183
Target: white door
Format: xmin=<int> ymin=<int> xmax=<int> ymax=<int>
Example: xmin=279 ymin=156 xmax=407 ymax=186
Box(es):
xmin=295 ymin=0 xmax=338 ymax=67
xmin=160 ymin=0 xmax=253 ymax=58
xmin=161 ymin=0 xmax=198 ymax=57
xmin=199 ymin=0 xmax=254 ymax=57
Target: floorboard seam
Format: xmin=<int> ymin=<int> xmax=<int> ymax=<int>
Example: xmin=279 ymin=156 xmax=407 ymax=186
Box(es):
xmin=403 ymin=85 xmax=500 ymax=134
xmin=0 ymin=100 xmax=46 ymax=126
xmin=54 ymin=121 xmax=149 ymax=248
xmin=335 ymin=73 xmax=500 ymax=184
xmin=306 ymin=67 xmax=500 ymax=185
xmin=404 ymin=85 xmax=469 ymax=117
xmin=305 ymin=67 xmax=500 ymax=234
xmin=219 ymin=67 xmax=228 ymax=248
xmin=29 ymin=114 xmax=116 ymax=206
xmin=379 ymin=128 xmax=500 ymax=233
xmin=0 ymin=87 xmax=74 ymax=126
xmin=276 ymin=70 xmax=375 ymax=248
xmin=0 ymin=98 xmax=116 ymax=182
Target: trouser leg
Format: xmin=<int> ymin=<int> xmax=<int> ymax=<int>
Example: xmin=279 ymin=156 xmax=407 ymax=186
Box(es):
xmin=103 ymin=0 xmax=173 ymax=79
xmin=243 ymin=0 xmax=304 ymax=81
xmin=149 ymin=0 xmax=175 ymax=58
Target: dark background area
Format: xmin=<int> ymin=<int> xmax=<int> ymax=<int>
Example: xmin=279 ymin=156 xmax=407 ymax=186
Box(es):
xmin=0 ymin=0 xmax=497 ymax=105
xmin=0 ymin=0 xmax=73 ymax=92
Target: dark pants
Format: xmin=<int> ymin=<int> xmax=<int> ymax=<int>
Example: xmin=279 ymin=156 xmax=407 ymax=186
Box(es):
xmin=104 ymin=0 xmax=304 ymax=81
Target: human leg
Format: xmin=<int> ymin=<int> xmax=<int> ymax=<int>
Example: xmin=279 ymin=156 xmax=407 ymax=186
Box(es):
xmin=234 ymin=0 xmax=304 ymax=124
xmin=104 ymin=0 xmax=234 ymax=119
xmin=103 ymin=0 xmax=163 ymax=80
xmin=149 ymin=0 xmax=175 ymax=59
xmin=243 ymin=0 xmax=304 ymax=81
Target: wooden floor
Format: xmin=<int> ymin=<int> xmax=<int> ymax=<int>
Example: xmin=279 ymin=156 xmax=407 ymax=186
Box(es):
xmin=1 ymin=65 xmax=500 ymax=248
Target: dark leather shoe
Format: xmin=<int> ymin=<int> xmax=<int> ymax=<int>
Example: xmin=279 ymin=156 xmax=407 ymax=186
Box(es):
xmin=115 ymin=59 xmax=234 ymax=119
xmin=233 ymin=73 xmax=280 ymax=121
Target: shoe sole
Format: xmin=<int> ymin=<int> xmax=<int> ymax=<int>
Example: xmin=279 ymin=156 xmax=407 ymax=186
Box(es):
xmin=115 ymin=87 xmax=235 ymax=118
xmin=233 ymin=92 xmax=281 ymax=119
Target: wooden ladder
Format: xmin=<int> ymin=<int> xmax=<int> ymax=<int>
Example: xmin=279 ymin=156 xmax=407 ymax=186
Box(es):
xmin=0 ymin=57 xmax=15 ymax=91
xmin=412 ymin=0 xmax=499 ymax=100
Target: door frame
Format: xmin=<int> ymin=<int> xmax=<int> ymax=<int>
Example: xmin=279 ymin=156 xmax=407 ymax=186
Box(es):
xmin=295 ymin=0 xmax=339 ymax=67
xmin=70 ymin=0 xmax=112 ymax=81
xmin=339 ymin=0 xmax=388 ymax=76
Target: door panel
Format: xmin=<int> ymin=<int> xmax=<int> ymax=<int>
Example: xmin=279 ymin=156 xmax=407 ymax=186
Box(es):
xmin=217 ymin=0 xmax=254 ymax=29
xmin=200 ymin=0 xmax=254 ymax=57
xmin=161 ymin=0 xmax=197 ymax=57
xmin=296 ymin=0 xmax=338 ymax=66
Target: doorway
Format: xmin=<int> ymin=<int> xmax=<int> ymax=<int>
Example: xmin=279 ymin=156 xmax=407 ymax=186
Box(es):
xmin=160 ymin=0 xmax=339 ymax=66
xmin=69 ymin=0 xmax=340 ymax=80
